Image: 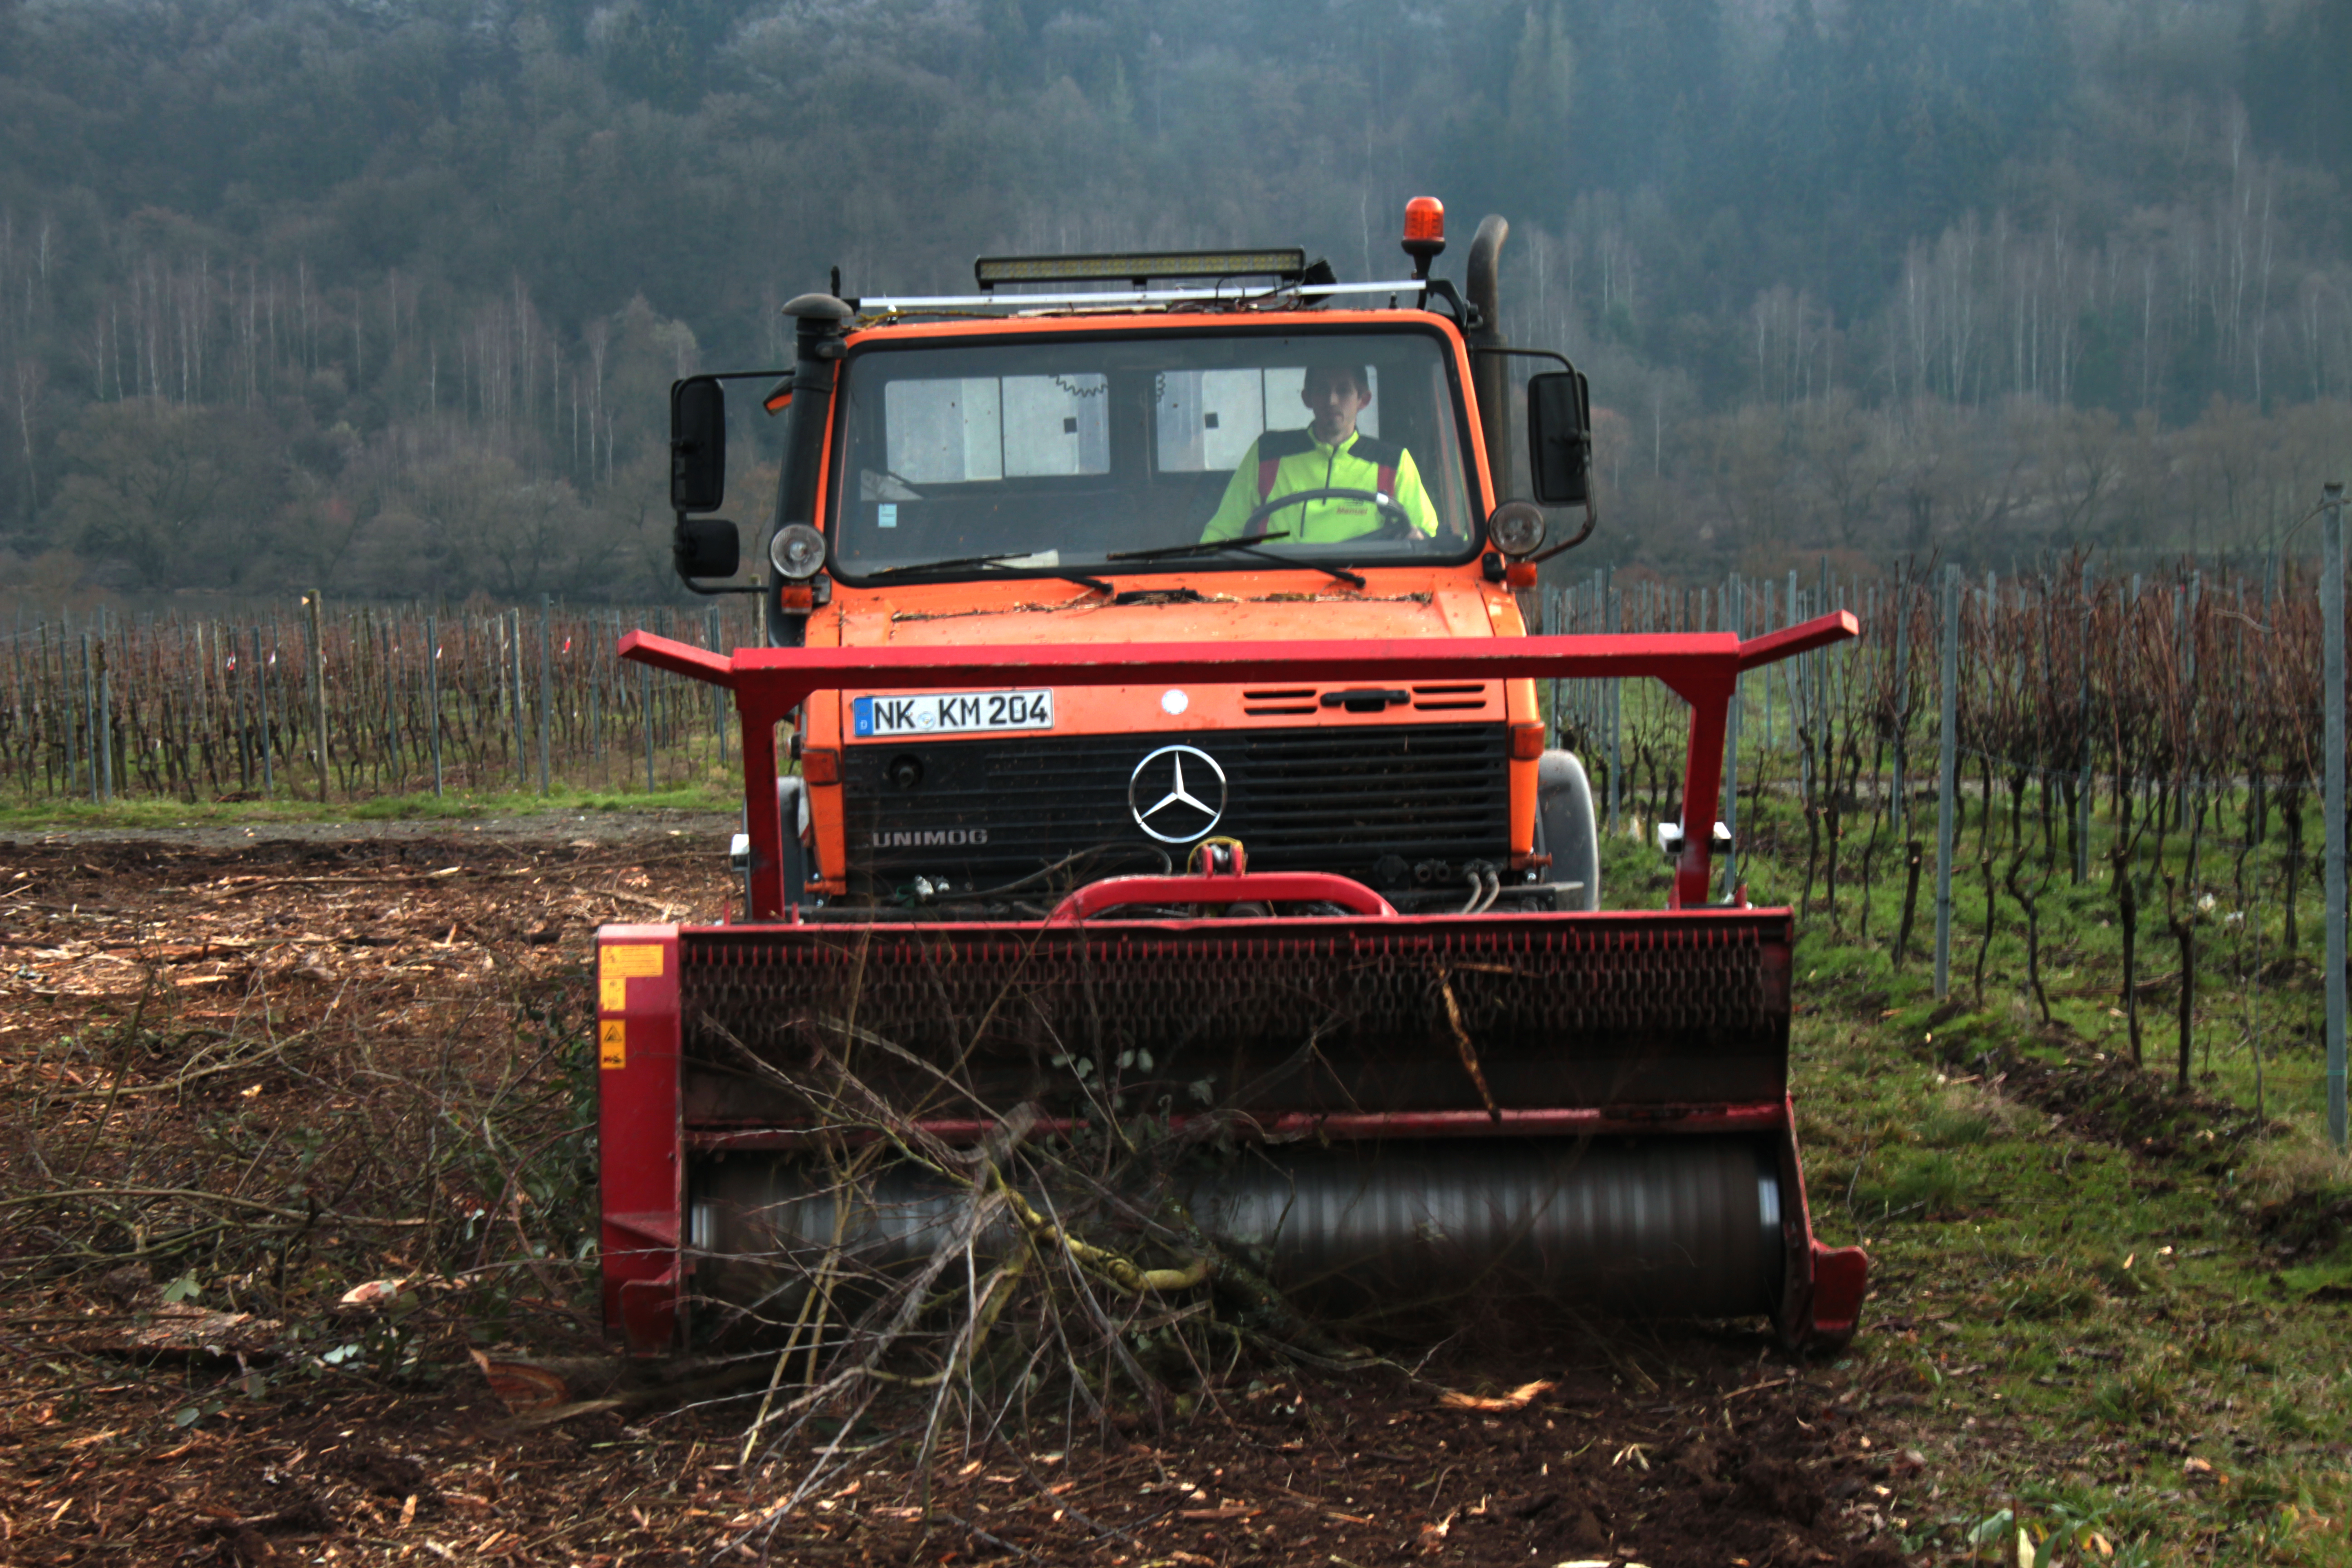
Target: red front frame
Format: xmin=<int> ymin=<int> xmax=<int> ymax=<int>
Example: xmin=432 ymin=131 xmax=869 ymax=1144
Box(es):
xmin=619 ymin=614 xmax=1857 ymax=915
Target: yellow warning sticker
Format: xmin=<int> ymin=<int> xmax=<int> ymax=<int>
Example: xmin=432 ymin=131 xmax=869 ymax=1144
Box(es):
xmin=599 ymin=1020 xmax=627 ymax=1070
xmin=599 ymin=943 xmax=665 ymax=1010
xmin=603 ymin=944 xmax=665 ymax=978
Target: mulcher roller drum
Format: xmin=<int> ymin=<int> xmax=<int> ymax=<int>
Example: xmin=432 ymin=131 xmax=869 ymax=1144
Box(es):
xmin=691 ymin=1136 xmax=1785 ymax=1333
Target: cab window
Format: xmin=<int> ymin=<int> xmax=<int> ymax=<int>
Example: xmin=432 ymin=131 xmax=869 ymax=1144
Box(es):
xmin=833 ymin=329 xmax=1475 ymax=580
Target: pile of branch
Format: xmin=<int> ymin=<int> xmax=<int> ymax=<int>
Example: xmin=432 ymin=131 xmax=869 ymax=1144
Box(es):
xmin=693 ymin=1017 xmax=1377 ymax=1558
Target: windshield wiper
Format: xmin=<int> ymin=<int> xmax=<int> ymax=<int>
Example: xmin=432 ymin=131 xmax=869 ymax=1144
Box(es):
xmin=868 ymin=550 xmax=1039 ymax=576
xmin=866 ymin=552 xmax=1111 ymax=595
xmin=1105 ymin=530 xmax=1365 ymax=589
xmin=1105 ymin=531 xmax=1290 ymax=562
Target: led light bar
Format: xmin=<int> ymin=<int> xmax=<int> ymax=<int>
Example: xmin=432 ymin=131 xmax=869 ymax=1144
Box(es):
xmin=975 ymin=249 xmax=1308 ymax=290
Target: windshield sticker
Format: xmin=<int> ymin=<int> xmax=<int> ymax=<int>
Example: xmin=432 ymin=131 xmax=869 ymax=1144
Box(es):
xmin=877 ymin=503 xmax=898 ymax=529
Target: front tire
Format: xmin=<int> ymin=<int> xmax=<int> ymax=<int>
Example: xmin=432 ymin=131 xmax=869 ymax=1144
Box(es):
xmin=777 ymin=776 xmax=812 ymax=908
xmin=1535 ymin=749 xmax=1599 ymax=911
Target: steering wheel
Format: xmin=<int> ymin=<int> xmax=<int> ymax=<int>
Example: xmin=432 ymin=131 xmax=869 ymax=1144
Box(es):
xmin=1239 ymin=487 xmax=1416 ymax=542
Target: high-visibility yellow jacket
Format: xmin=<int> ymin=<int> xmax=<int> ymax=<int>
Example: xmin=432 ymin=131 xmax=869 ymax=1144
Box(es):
xmin=1201 ymin=427 xmax=1439 ymax=543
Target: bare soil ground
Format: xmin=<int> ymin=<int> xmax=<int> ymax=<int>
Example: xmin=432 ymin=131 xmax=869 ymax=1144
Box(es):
xmin=0 ymin=823 xmax=1921 ymax=1567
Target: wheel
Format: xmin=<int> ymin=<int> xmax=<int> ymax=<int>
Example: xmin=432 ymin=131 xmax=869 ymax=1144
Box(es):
xmin=733 ymin=782 xmax=812 ymax=909
xmin=776 ymin=776 xmax=812 ymax=908
xmin=1535 ymin=749 xmax=1599 ymax=911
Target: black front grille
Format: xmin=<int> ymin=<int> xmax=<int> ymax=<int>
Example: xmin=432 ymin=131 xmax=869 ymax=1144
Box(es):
xmin=841 ymin=722 xmax=1508 ymax=891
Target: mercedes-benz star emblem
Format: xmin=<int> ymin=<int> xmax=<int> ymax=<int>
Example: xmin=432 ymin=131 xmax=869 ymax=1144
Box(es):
xmin=1128 ymin=745 xmax=1227 ymax=844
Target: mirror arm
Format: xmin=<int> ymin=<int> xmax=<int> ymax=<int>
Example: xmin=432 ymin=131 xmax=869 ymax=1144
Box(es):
xmin=1527 ymin=507 xmax=1597 ymax=564
xmin=1467 ymin=345 xmax=1575 ymax=372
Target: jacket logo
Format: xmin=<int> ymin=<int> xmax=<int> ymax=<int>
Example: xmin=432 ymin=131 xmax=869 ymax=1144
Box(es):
xmin=1128 ymin=745 xmax=1226 ymax=844
xmin=867 ymin=828 xmax=988 ymax=847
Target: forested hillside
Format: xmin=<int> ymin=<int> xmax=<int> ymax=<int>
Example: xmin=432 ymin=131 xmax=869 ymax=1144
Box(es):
xmin=0 ymin=0 xmax=2347 ymax=602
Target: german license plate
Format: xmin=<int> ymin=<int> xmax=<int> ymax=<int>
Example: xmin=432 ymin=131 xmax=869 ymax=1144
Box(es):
xmin=852 ymin=690 xmax=1055 ymax=737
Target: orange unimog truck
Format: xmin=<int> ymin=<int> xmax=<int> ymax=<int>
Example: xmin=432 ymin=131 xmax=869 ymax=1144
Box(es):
xmin=682 ymin=204 xmax=1604 ymax=916
xmin=601 ymin=200 xmax=1866 ymax=1356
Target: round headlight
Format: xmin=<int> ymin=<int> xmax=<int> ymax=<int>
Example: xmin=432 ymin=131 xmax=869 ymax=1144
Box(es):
xmin=769 ymin=523 xmax=828 ymax=581
xmin=1488 ymin=501 xmax=1548 ymax=558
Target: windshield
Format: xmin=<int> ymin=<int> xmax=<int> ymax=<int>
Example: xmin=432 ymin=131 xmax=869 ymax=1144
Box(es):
xmin=829 ymin=328 xmax=1479 ymax=580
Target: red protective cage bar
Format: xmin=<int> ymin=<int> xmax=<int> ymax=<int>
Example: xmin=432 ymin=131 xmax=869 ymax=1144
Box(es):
xmin=618 ymin=611 xmax=1857 ymax=916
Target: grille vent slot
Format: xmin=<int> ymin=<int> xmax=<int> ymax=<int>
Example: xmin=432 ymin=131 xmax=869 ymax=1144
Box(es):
xmin=1411 ymin=682 xmax=1491 ymax=711
xmin=1242 ymin=687 xmax=1317 ymax=715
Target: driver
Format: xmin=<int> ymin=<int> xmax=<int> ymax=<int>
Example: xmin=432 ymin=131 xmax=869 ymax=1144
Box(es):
xmin=1200 ymin=363 xmax=1440 ymax=543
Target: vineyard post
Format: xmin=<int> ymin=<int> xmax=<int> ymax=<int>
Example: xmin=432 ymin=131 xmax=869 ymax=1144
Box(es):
xmin=305 ymin=592 xmax=327 ymax=804
xmin=2182 ymin=574 xmax=2199 ymax=848
xmin=1723 ymin=573 xmax=1743 ymax=896
xmin=76 ymin=625 xmax=88 ymax=804
xmin=1787 ymin=570 xmax=1808 ymax=803
xmin=1545 ymin=588 xmax=1561 ymax=742
xmin=1936 ymin=564 xmax=1960 ymax=1001
xmin=1891 ymin=569 xmax=1907 ymax=838
xmin=95 ymin=634 xmax=111 ymax=802
xmin=2129 ymin=574 xmax=2144 ymax=838
xmin=1592 ymin=569 xmax=1607 ymax=740
xmin=537 ymin=593 xmax=552 ymax=797
xmin=1580 ymin=576 xmax=1599 ymax=747
xmin=1606 ymin=574 xmax=1621 ymax=835
xmin=710 ymin=602 xmax=728 ymax=765
xmin=2257 ymin=567 xmax=2274 ymax=846
xmin=1545 ymin=588 xmax=1560 ymax=742
xmin=1817 ymin=559 xmax=1831 ymax=790
xmin=229 ymin=623 xmax=247 ymax=792
xmin=2077 ymin=560 xmax=2092 ymax=884
xmin=49 ymin=623 xmax=66 ymax=802
xmin=2325 ymin=480 xmax=2347 ymax=1150
xmin=381 ymin=618 xmax=397 ymax=789
xmin=426 ymin=613 xmax=442 ymax=798
xmin=253 ymin=627 xmax=272 ymax=798
xmin=510 ymin=608 xmax=527 ymax=788
xmin=71 ymin=625 xmax=86 ymax=804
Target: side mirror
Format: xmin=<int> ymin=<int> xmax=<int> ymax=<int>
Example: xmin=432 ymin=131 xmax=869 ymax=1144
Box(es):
xmin=673 ymin=516 xmax=740 ymax=579
xmin=1527 ymin=369 xmax=1592 ymax=508
xmin=671 ymin=376 xmax=727 ymax=513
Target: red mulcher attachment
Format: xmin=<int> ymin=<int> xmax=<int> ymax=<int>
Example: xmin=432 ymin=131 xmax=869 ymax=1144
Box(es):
xmin=598 ymin=620 xmax=1868 ymax=1357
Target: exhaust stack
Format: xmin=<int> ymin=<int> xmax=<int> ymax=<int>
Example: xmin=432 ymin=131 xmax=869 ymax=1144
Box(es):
xmin=1466 ymin=215 xmax=1511 ymax=495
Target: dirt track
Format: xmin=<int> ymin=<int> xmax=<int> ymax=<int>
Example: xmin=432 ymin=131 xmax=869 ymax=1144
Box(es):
xmin=0 ymin=821 xmax=1920 ymax=1567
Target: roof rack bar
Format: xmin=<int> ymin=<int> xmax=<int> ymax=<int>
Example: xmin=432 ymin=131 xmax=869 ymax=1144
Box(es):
xmin=976 ymin=248 xmax=1307 ymax=289
xmin=860 ymin=279 xmax=1428 ymax=313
